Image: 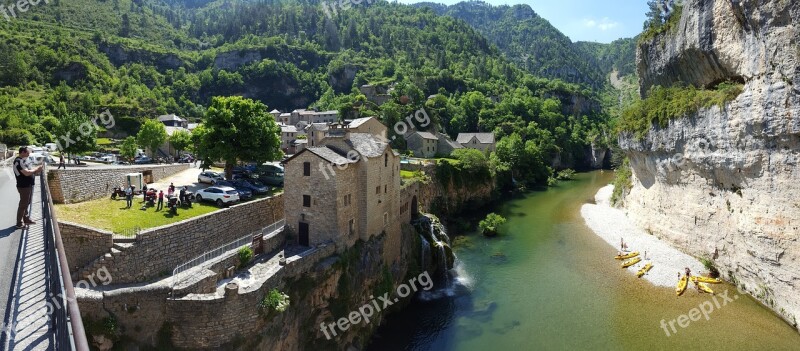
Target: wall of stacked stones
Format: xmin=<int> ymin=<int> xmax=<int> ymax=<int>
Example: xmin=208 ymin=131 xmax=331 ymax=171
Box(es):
xmin=59 ymin=221 xmax=114 ymax=275
xmin=48 ymin=164 xmax=190 ymax=204
xmin=101 ymin=194 xmax=284 ymax=284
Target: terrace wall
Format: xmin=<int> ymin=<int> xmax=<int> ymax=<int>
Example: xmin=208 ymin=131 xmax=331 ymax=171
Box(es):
xmin=48 ymin=164 xmax=190 ymax=204
xmin=59 ymin=221 xmax=114 ymax=275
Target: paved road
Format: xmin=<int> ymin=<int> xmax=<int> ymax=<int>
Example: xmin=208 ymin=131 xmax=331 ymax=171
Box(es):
xmin=0 ymin=162 xmax=23 ymax=343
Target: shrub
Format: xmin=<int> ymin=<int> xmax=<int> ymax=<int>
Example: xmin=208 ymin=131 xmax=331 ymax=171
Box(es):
xmin=611 ymin=158 xmax=633 ymax=206
xmin=238 ymin=246 xmax=254 ymax=268
xmin=619 ymin=82 xmax=744 ymax=139
xmin=479 ymin=213 xmax=506 ymax=237
xmin=556 ymin=169 xmax=575 ymax=180
xmin=700 ymin=257 xmax=720 ymax=278
xmin=259 ymin=288 xmax=290 ymax=314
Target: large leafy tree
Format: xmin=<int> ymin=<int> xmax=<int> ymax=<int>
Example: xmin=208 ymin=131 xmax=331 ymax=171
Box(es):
xmin=169 ymin=129 xmax=192 ymax=156
xmin=197 ymin=96 xmax=282 ymax=179
xmin=137 ymin=119 xmax=168 ymax=158
xmin=120 ymin=136 xmax=138 ymax=161
xmin=54 ymin=112 xmax=97 ymax=161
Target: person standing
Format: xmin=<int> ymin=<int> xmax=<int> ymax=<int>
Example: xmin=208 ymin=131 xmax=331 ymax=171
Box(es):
xmin=142 ymin=183 xmax=148 ymax=201
xmin=57 ymin=154 xmax=65 ymax=170
xmin=125 ymin=185 xmax=134 ymax=209
xmin=13 ymin=147 xmax=43 ymax=229
xmin=156 ymin=190 xmax=164 ymax=211
xmin=168 ymin=182 xmax=175 ymax=195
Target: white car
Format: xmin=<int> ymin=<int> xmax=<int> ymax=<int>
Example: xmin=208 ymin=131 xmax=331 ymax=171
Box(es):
xmin=198 ymin=171 xmax=225 ymax=184
xmin=194 ymin=186 xmax=240 ymax=207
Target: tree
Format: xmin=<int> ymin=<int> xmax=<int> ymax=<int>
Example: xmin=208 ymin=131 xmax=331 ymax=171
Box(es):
xmin=136 ymin=119 xmax=167 ymax=158
xmin=0 ymin=128 xmax=34 ymax=147
xmin=54 ymin=112 xmax=97 ymax=161
xmin=479 ymin=213 xmax=506 ymax=236
xmin=120 ymin=136 xmax=138 ymax=161
xmin=169 ymin=129 xmax=192 ymax=156
xmin=197 ymin=96 xmax=282 ymax=179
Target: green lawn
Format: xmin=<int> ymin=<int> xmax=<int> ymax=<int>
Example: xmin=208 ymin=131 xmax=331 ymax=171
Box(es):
xmin=55 ymin=189 xmax=284 ymax=234
xmin=56 ymin=197 xmax=220 ymax=234
xmin=400 ymin=170 xmax=415 ymax=179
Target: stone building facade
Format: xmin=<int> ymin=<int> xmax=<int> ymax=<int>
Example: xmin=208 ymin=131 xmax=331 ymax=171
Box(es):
xmin=283 ymin=130 xmax=401 ymax=250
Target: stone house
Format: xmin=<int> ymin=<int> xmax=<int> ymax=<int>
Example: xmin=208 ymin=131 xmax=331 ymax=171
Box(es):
xmin=157 ymin=114 xmax=188 ymax=128
xmin=437 ymin=132 xmax=463 ymax=155
xmin=282 ymin=131 xmax=401 ymax=248
xmin=280 ymin=125 xmax=307 ymax=154
xmin=457 ymin=132 xmax=496 ymax=152
xmin=306 ymin=123 xmax=329 ymax=147
xmin=405 ymin=131 xmax=438 ymax=158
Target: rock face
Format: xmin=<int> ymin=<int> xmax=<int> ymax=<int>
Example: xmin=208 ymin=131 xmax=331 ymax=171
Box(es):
xmin=621 ymin=0 xmax=800 ymax=330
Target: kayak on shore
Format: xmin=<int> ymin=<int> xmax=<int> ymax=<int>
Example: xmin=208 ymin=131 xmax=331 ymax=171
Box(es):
xmin=621 ymin=257 xmax=641 ymax=268
xmin=615 ymin=251 xmax=639 ymax=260
xmin=637 ymin=263 xmax=653 ymax=277
xmin=676 ymin=274 xmax=689 ymax=296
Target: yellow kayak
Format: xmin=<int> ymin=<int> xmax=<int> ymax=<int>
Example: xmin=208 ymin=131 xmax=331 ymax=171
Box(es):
xmin=691 ymin=276 xmax=722 ymax=284
xmin=636 ymin=263 xmax=653 ymax=277
xmin=621 ymin=257 xmax=641 ymax=268
xmin=676 ymin=274 xmax=689 ymax=296
xmin=696 ymin=281 xmax=714 ymax=294
xmin=614 ymin=251 xmax=639 ymax=260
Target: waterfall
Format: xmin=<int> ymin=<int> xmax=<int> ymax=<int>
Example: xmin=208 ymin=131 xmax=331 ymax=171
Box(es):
xmin=419 ymin=234 xmax=430 ymax=272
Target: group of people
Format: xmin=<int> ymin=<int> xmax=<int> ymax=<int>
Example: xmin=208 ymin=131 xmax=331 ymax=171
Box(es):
xmin=123 ymin=182 xmax=189 ymax=211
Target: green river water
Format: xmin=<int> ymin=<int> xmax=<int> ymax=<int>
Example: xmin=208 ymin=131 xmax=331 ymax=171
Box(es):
xmin=367 ymin=171 xmax=800 ymax=350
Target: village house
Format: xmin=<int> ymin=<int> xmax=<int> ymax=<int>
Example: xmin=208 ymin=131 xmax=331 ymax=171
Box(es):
xmin=280 ymin=124 xmax=307 ymax=154
xmin=457 ymin=132 xmax=496 ymax=152
xmin=282 ymin=130 xmax=401 ymax=248
xmin=157 ymin=114 xmax=193 ymax=157
xmin=405 ymin=131 xmax=438 ymax=158
xmin=346 ymin=117 xmax=387 ymax=138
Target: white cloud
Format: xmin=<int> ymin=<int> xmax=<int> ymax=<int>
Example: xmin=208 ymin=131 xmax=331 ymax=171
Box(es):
xmin=582 ymin=17 xmax=620 ymax=31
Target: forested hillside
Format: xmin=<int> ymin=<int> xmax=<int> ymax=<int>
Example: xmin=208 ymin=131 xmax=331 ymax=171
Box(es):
xmin=0 ymin=0 xmax=628 ymax=184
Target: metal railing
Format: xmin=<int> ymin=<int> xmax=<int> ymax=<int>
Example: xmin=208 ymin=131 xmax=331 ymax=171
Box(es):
xmin=41 ymin=165 xmax=90 ymax=350
xmin=170 ymin=219 xmax=285 ymax=292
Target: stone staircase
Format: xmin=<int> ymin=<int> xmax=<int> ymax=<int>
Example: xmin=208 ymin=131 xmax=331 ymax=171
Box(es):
xmin=73 ymin=242 xmax=131 ymax=282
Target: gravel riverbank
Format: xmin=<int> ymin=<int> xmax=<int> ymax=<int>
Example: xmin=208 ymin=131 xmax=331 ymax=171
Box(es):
xmin=581 ymin=185 xmax=706 ymax=288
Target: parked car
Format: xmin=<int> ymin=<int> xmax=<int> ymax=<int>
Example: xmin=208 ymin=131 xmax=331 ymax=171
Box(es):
xmin=214 ymin=180 xmax=253 ymax=200
xmin=258 ymin=171 xmax=284 ymax=187
xmin=197 ymin=171 xmax=225 ymax=184
xmin=134 ymin=156 xmax=153 ymax=164
xmin=29 ymin=153 xmax=55 ymax=165
xmin=194 ymin=186 xmax=240 ymax=207
xmin=231 ymin=179 xmax=270 ymax=195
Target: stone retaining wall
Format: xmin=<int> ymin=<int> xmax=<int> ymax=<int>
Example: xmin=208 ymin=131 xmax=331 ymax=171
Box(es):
xmin=59 ymin=221 xmax=114 ymax=275
xmin=48 ymin=164 xmax=190 ymax=204
xmin=101 ymin=194 xmax=284 ymax=284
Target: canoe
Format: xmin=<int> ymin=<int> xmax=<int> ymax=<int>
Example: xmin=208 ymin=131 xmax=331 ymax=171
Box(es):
xmin=636 ymin=263 xmax=653 ymax=277
xmin=696 ymin=282 xmax=714 ymax=294
xmin=614 ymin=251 xmax=639 ymax=260
xmin=621 ymin=257 xmax=641 ymax=268
xmin=691 ymin=276 xmax=722 ymax=284
xmin=676 ymin=274 xmax=689 ymax=296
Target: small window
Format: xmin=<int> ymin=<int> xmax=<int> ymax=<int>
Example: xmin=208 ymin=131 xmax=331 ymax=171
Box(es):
xmin=383 ymin=212 xmax=388 ymax=227
xmin=303 ymin=195 xmax=311 ymax=207
xmin=303 ymin=162 xmax=310 ymax=176
xmin=349 ymin=219 xmax=355 ymax=236
xmin=384 ymin=185 xmax=387 ymax=193
xmin=376 ymin=186 xmax=380 ymax=194
xmin=385 ymin=153 xmax=388 ymax=167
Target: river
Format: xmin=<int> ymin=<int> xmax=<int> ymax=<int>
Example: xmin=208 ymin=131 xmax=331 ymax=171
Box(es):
xmin=367 ymin=171 xmax=800 ymax=350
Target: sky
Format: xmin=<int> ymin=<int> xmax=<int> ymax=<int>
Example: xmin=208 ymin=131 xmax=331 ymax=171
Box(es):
xmin=396 ymin=0 xmax=649 ymax=43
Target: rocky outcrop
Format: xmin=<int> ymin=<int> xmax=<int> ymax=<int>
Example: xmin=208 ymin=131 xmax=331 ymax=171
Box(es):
xmin=621 ymin=0 xmax=800 ymax=331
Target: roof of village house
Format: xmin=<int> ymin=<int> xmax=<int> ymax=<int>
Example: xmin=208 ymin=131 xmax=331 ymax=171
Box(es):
xmin=305 ymin=146 xmax=357 ymax=165
xmin=347 ymin=133 xmax=389 ymax=158
xmin=412 ymin=131 xmax=438 ymax=140
xmin=307 ymin=123 xmax=329 ymax=131
xmin=281 ymin=125 xmax=298 ymax=133
xmin=279 ymin=113 xmax=291 ymax=117
xmin=157 ymin=114 xmax=185 ymax=123
xmin=456 ymin=132 xmax=495 ymax=144
xmin=270 ymin=109 xmax=280 ymax=114
xmin=347 ymin=117 xmax=378 ymax=129
xmin=438 ymin=133 xmax=464 ymax=149
xmin=164 ymin=126 xmax=188 ymax=136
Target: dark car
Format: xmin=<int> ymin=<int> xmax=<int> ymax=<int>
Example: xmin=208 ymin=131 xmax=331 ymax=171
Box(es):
xmin=134 ymin=156 xmax=153 ymax=164
xmin=256 ymin=164 xmax=284 ymax=187
xmin=232 ymin=179 xmax=270 ymax=195
xmin=215 ymin=180 xmax=253 ymax=200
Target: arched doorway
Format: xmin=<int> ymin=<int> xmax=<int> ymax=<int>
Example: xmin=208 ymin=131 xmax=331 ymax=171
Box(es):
xmin=411 ymin=195 xmax=419 ymax=218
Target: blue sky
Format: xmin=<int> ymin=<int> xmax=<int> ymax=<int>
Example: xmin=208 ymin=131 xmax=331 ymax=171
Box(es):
xmin=397 ymin=0 xmax=649 ymax=43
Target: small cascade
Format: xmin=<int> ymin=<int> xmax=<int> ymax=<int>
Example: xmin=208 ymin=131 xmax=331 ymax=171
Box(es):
xmin=419 ymin=234 xmax=430 ymax=272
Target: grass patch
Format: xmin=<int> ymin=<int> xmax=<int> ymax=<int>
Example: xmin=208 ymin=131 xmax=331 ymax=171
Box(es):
xmin=96 ymin=138 xmax=114 ymax=146
xmin=56 ymin=197 xmax=222 ymax=233
xmin=400 ymin=170 xmax=415 ymax=179
xmin=619 ymin=82 xmax=743 ymax=139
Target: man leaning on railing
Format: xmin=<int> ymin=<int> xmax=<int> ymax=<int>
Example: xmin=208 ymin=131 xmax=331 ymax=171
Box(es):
xmin=13 ymin=146 xmax=42 ymax=230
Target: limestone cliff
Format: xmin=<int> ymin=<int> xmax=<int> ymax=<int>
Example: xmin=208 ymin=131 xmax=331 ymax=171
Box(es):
xmin=620 ymin=0 xmax=799 ymax=330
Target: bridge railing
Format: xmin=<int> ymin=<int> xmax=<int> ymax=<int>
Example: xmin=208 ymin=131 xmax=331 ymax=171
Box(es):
xmin=41 ymin=166 xmax=90 ymax=351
